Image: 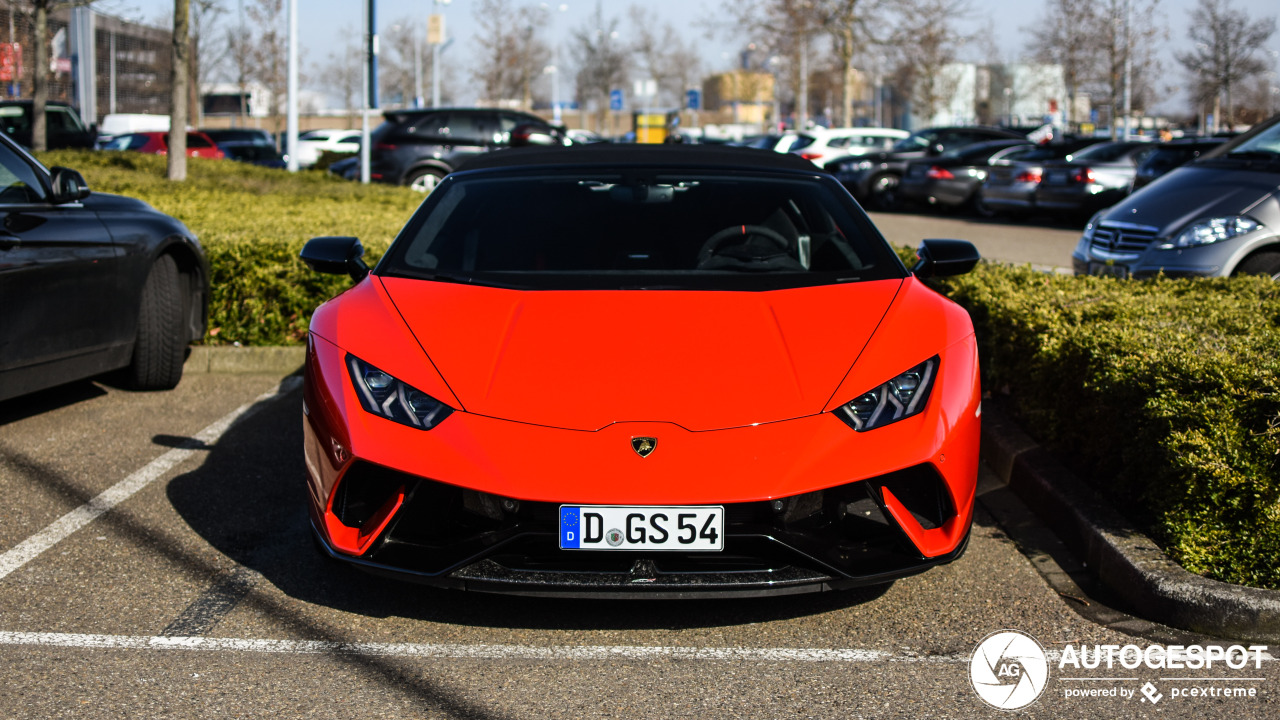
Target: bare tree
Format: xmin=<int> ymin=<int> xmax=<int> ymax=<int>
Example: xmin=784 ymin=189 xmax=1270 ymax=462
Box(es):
xmin=628 ymin=5 xmax=700 ymax=109
xmin=894 ymin=0 xmax=971 ymax=124
xmin=188 ymin=0 xmax=227 ymax=126
xmin=471 ymin=0 xmax=550 ymax=108
xmin=1026 ymin=0 xmax=1100 ymax=129
xmin=815 ymin=0 xmax=895 ymax=127
xmin=1097 ymin=0 xmax=1164 ymax=137
xmin=569 ymin=3 xmax=628 ymax=130
xmin=320 ymin=39 xmax=362 ymax=125
xmin=1176 ymin=0 xmax=1277 ymax=131
xmin=718 ymin=0 xmax=825 ymax=128
xmin=243 ymin=0 xmax=287 ymax=134
xmin=21 ymin=1 xmax=101 ymax=152
xmin=169 ymin=0 xmax=189 ymax=180
xmin=379 ymin=18 xmax=420 ymax=107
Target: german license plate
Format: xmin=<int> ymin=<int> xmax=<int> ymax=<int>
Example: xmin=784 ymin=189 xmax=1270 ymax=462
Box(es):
xmin=559 ymin=505 xmax=723 ymax=551
xmin=1046 ymin=170 xmax=1067 ymax=184
xmin=1089 ymin=262 xmax=1129 ymax=278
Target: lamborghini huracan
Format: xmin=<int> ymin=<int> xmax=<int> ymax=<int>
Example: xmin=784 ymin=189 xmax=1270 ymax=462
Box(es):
xmin=300 ymin=145 xmax=982 ymax=597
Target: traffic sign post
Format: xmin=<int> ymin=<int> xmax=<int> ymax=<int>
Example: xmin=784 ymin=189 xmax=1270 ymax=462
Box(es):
xmin=609 ymin=89 xmax=623 ymax=112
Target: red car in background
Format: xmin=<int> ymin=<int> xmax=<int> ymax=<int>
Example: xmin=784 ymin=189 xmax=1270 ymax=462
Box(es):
xmin=101 ymin=131 xmax=226 ymax=159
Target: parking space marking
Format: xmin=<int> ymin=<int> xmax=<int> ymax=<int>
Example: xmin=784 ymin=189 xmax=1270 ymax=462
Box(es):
xmin=0 ymin=630 xmax=967 ymax=663
xmin=0 ymin=377 xmax=302 ymax=582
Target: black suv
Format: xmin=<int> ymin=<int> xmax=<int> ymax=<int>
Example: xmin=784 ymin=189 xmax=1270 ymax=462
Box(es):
xmin=824 ymin=126 xmax=1025 ymax=210
xmin=369 ymin=108 xmax=555 ymax=192
xmin=0 ymin=100 xmax=96 ymax=150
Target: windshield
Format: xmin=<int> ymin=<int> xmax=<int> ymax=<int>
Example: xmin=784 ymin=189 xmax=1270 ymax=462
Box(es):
xmin=1072 ymin=142 xmax=1144 ymax=162
xmin=892 ymin=131 xmax=936 ymax=152
xmin=1225 ymin=122 xmax=1280 ymax=156
xmin=379 ymin=171 xmax=903 ymax=291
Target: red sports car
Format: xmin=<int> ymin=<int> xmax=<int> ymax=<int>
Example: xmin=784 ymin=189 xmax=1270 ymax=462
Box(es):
xmin=301 ymin=145 xmax=982 ymax=597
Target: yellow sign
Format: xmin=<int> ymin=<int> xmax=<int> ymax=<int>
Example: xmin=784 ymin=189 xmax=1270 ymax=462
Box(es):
xmin=427 ymin=15 xmax=446 ymax=45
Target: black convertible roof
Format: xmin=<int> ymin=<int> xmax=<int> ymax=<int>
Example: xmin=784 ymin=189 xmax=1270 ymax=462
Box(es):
xmin=455 ymin=143 xmax=820 ymax=173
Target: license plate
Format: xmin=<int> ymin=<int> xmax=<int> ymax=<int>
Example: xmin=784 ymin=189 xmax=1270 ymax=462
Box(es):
xmin=559 ymin=505 xmax=723 ymax=551
xmin=1089 ymin=262 xmax=1129 ymax=278
xmin=1046 ymin=170 xmax=1067 ymax=184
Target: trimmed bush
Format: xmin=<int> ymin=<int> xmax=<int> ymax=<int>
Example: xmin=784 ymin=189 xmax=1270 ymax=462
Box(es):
xmin=39 ymin=150 xmax=421 ymax=345
xmin=933 ymin=263 xmax=1280 ymax=589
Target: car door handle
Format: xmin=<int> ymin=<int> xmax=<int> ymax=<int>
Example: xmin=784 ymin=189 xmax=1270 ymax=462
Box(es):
xmin=0 ymin=233 xmax=21 ymax=250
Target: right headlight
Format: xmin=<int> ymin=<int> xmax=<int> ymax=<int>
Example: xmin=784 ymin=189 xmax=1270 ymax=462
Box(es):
xmin=834 ymin=357 xmax=938 ymax=432
xmin=347 ymin=355 xmax=453 ymax=430
xmin=1164 ymin=216 xmax=1262 ymax=249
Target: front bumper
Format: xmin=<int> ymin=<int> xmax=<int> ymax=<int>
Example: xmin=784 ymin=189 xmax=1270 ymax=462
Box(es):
xmin=309 ymin=463 xmax=973 ymax=598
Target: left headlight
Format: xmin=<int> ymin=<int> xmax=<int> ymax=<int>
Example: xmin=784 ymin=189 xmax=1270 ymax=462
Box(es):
xmin=1164 ymin=216 xmax=1262 ymax=249
xmin=834 ymin=357 xmax=938 ymax=432
xmin=347 ymin=355 xmax=453 ymax=430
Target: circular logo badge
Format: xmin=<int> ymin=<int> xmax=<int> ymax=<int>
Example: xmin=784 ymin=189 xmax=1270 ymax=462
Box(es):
xmin=970 ymin=630 xmax=1049 ymax=711
xmin=606 ymin=529 xmax=624 ymax=547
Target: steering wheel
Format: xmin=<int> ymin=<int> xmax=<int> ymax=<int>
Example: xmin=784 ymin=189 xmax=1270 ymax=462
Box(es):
xmin=697 ymin=224 xmax=791 ymax=265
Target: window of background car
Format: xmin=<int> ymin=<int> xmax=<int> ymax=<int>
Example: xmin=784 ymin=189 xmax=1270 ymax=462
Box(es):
xmin=48 ymin=107 xmax=85 ymax=133
xmin=381 ymin=173 xmax=903 ymax=291
xmin=0 ymin=141 xmax=47 ymax=202
xmin=106 ymin=134 xmax=150 ymax=151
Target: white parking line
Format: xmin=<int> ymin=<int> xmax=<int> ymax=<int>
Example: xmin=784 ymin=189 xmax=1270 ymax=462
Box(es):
xmin=0 ymin=630 xmax=966 ymax=663
xmin=0 ymin=377 xmax=302 ymax=581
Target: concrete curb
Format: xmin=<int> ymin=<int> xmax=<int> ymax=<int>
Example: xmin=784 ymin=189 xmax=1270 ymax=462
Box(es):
xmin=981 ymin=400 xmax=1280 ymax=643
xmin=185 ymin=346 xmax=305 ymax=375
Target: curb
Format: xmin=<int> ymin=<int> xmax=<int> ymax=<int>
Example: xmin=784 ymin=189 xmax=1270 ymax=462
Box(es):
xmin=981 ymin=400 xmax=1280 ymax=643
xmin=185 ymin=346 xmax=305 ymax=375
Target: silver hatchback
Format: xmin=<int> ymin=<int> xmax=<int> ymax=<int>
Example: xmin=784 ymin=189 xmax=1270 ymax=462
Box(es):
xmin=1072 ymin=115 xmax=1280 ymax=279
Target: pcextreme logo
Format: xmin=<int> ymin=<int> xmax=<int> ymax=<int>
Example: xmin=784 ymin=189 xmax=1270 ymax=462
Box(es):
xmin=970 ymin=630 xmax=1050 ymax=710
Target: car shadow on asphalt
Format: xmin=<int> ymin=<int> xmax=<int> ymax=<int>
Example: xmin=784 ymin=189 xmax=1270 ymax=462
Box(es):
xmin=164 ymin=386 xmax=895 ymax=632
xmin=0 ymin=380 xmax=108 ymax=427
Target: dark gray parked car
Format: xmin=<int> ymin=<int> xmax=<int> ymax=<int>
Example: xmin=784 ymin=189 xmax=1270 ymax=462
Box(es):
xmin=368 ymin=107 xmax=556 ymax=192
xmin=1034 ymin=141 xmax=1156 ymax=218
xmin=825 ymin=126 xmax=1025 ymax=210
xmin=1072 ymin=114 xmax=1280 ymax=279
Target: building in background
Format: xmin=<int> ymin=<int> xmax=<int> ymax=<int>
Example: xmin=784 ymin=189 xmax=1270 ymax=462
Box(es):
xmin=0 ymin=4 xmax=171 ymax=124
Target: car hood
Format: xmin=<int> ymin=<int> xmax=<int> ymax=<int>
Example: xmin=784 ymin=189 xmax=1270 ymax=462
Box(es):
xmin=378 ymin=277 xmax=903 ymax=431
xmin=1103 ymin=164 xmax=1278 ymax=233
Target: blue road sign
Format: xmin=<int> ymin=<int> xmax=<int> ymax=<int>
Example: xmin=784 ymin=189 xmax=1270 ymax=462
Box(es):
xmin=686 ymin=89 xmax=701 ymax=111
xmin=609 ymin=89 xmax=623 ymax=111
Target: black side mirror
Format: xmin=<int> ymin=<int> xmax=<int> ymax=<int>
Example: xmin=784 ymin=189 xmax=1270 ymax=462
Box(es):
xmin=300 ymin=236 xmax=369 ymax=282
xmin=927 ymin=143 xmax=945 ymax=156
xmin=912 ymin=238 xmax=980 ymax=278
xmin=49 ymin=167 xmax=91 ymax=203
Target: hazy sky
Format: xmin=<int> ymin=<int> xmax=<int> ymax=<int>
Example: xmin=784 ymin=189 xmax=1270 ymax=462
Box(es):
xmin=109 ymin=0 xmax=1280 ymax=115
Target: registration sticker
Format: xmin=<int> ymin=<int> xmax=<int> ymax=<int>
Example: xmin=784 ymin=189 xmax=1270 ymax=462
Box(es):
xmin=559 ymin=505 xmax=723 ymax=551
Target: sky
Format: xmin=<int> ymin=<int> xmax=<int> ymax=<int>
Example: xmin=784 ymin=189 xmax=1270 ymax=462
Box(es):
xmin=108 ymin=0 xmax=1280 ymax=117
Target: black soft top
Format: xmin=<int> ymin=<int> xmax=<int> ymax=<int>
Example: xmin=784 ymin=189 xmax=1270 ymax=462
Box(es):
xmin=455 ymin=143 xmax=821 ymax=174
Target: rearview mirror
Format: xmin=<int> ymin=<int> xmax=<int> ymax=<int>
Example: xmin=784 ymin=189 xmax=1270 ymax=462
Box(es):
xmin=49 ymin=167 xmax=91 ymax=203
xmin=912 ymin=238 xmax=980 ymax=278
xmin=300 ymin=236 xmax=369 ymax=282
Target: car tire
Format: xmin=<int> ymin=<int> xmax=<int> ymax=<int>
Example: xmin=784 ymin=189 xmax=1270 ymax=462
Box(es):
xmin=406 ymin=167 xmax=446 ymax=193
xmin=1233 ymin=251 xmax=1280 ymax=280
xmin=126 ymin=253 xmax=186 ymax=390
xmin=867 ymin=173 xmax=900 ymax=211
xmin=969 ymin=191 xmax=996 ymax=219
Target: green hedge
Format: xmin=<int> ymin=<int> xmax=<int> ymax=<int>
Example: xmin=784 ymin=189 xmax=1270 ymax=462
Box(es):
xmin=933 ymin=263 xmax=1280 ymax=589
xmin=39 ymin=150 xmax=421 ymax=345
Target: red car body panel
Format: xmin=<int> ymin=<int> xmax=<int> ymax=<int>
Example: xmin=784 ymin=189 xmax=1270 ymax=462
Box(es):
xmin=303 ymin=275 xmax=980 ymax=562
xmin=123 ymin=131 xmax=226 ymax=159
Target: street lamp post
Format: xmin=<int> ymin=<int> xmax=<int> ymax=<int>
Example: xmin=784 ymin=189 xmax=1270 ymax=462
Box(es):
xmin=541 ymin=3 xmax=568 ymax=123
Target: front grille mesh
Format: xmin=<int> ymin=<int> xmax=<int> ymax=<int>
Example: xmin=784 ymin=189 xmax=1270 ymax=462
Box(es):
xmin=1090 ymin=223 xmax=1159 ymax=254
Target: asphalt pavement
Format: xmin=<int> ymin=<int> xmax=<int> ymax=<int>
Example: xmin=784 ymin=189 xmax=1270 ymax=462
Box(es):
xmin=0 ymin=217 xmax=1273 ymax=719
